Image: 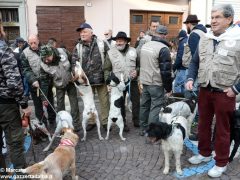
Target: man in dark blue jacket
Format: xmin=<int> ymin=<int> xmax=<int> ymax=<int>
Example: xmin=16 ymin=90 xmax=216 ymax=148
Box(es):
xmin=173 ymin=30 xmax=188 ymax=93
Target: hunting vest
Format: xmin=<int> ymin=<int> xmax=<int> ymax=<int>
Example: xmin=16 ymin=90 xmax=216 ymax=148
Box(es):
xmin=23 ymin=47 xmax=41 ymax=78
xmin=40 ymin=48 xmax=71 ymax=88
xmin=182 ymin=29 xmax=205 ymax=68
xmin=198 ymin=36 xmax=240 ymax=89
xmin=140 ymin=41 xmax=168 ymax=86
xmin=107 ymin=46 xmax=137 ymax=82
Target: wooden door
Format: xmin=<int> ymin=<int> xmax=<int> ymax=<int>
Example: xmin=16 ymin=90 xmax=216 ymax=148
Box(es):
xmin=36 ymin=6 xmax=84 ymax=51
xmin=130 ymin=11 xmax=148 ymax=48
xmin=130 ymin=10 xmax=183 ymax=46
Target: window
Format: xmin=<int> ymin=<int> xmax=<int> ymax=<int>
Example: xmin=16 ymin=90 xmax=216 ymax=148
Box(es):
xmin=169 ymin=16 xmax=178 ymax=24
xmin=132 ymin=15 xmax=143 ymax=24
xmin=151 ymin=16 xmax=161 ymax=23
xmin=0 ymin=8 xmax=19 ymax=23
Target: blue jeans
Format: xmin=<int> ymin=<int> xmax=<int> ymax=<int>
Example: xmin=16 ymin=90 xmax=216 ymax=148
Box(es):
xmin=173 ymin=69 xmax=187 ymax=93
xmin=139 ymin=85 xmax=164 ymax=130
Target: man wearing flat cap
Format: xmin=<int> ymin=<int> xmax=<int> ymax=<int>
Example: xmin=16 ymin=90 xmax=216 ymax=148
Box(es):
xmin=139 ymin=25 xmax=172 ymax=136
xmin=104 ymin=31 xmax=140 ymax=131
xmin=39 ymin=45 xmax=81 ymax=131
xmin=72 ymin=22 xmax=110 ymax=131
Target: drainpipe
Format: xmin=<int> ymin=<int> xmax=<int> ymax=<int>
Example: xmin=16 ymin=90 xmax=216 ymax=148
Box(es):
xmin=188 ymin=0 xmax=191 ymax=14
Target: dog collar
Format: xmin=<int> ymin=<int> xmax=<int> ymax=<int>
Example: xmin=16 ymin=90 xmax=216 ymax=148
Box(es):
xmin=59 ymin=139 xmax=75 ymax=147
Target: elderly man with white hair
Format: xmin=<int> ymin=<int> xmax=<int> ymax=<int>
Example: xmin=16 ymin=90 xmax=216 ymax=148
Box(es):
xmin=72 ymin=23 xmax=110 ymax=132
xmin=186 ymin=4 xmax=240 ymax=178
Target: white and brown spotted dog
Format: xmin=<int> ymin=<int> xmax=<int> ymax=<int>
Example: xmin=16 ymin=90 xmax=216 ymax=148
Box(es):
xmin=73 ymin=61 xmax=103 ymax=141
xmin=22 ymin=128 xmax=79 ymax=180
xmin=43 ymin=110 xmax=74 ymax=151
xmin=146 ymin=116 xmax=188 ymax=175
xmin=105 ymin=72 xmax=126 ymax=141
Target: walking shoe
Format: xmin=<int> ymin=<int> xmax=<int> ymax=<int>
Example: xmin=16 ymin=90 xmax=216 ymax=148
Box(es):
xmin=188 ymin=154 xmax=212 ymax=164
xmin=133 ymin=122 xmax=140 ymax=128
xmin=139 ymin=130 xmax=146 ymax=136
xmin=86 ymin=124 xmax=96 ymax=131
xmin=124 ymin=125 xmax=130 ymax=132
xmin=208 ymin=165 xmax=227 ymax=178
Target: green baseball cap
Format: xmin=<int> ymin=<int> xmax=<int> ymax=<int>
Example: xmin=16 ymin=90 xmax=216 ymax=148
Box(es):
xmin=40 ymin=45 xmax=53 ymax=59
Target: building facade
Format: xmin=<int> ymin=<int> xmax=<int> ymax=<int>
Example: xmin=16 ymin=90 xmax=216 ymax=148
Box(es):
xmin=1 ymin=0 xmax=239 ymax=50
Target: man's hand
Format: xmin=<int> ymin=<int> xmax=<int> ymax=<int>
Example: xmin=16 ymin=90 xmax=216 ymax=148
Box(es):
xmin=42 ymin=100 xmax=48 ymax=107
xmin=107 ymin=85 xmax=112 ymax=92
xmin=130 ymin=70 xmax=137 ymax=79
xmin=165 ymin=91 xmax=172 ymax=98
xmin=22 ymin=106 xmax=31 ymax=117
xmin=185 ymin=80 xmax=194 ymax=91
xmin=32 ymin=81 xmax=39 ymax=88
xmin=224 ymin=88 xmax=236 ymax=98
xmin=71 ymin=74 xmax=79 ymax=82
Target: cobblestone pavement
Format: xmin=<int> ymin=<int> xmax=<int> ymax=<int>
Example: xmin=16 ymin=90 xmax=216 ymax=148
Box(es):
xmin=8 ymin=98 xmax=240 ymax=180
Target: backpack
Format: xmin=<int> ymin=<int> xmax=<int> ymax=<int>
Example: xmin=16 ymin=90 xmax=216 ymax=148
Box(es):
xmin=182 ymin=29 xmax=205 ymax=68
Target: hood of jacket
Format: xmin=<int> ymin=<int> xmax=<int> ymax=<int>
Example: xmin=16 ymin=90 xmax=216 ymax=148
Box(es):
xmin=151 ymin=36 xmax=171 ymax=47
xmin=192 ymin=24 xmax=207 ymax=33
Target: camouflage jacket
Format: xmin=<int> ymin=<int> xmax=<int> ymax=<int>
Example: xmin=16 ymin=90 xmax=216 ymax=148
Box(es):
xmin=0 ymin=44 xmax=28 ymax=109
xmin=72 ymin=35 xmax=110 ymax=85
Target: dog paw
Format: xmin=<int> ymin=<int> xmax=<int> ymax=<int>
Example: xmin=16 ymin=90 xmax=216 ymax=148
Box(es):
xmin=99 ymin=136 xmax=104 ymax=141
xmin=105 ymin=137 xmax=109 ymax=140
xmin=81 ymin=138 xmax=86 ymax=141
xmin=121 ymin=138 xmax=126 ymax=141
xmin=163 ymin=168 xmax=169 ymax=174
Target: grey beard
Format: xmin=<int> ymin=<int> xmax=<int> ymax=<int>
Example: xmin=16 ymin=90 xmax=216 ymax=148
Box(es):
xmin=116 ymin=44 xmax=125 ymax=51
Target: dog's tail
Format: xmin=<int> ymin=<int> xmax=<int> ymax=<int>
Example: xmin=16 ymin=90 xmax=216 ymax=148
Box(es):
xmin=21 ymin=161 xmax=46 ymax=175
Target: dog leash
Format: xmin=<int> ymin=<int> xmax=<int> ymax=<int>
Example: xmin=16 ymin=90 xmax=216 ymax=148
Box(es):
xmin=39 ymin=87 xmax=58 ymax=115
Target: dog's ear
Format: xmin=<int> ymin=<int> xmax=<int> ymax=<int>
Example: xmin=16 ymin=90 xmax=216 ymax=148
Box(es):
xmin=62 ymin=127 xmax=72 ymax=134
xmin=163 ymin=107 xmax=172 ymax=114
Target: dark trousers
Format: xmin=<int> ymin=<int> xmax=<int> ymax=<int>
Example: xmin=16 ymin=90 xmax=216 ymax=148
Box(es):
xmin=56 ymin=82 xmax=81 ymax=129
xmin=123 ymin=80 xmax=140 ymax=125
xmin=29 ymin=85 xmax=56 ymax=124
xmin=198 ymin=87 xmax=235 ymax=167
xmin=0 ymin=104 xmax=26 ymax=169
xmin=139 ymin=85 xmax=164 ymax=130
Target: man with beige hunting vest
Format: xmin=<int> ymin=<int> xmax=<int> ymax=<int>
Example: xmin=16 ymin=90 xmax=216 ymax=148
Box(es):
xmin=39 ymin=45 xmax=81 ymax=132
xmin=72 ymin=22 xmax=110 ymax=132
xmin=186 ymin=4 xmax=240 ymax=178
xmin=104 ymin=31 xmax=140 ymax=132
xmin=21 ymin=35 xmax=56 ymax=127
xmin=139 ymin=25 xmax=172 ymax=136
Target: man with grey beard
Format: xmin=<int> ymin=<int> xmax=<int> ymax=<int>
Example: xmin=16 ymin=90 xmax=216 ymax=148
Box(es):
xmin=104 ymin=31 xmax=140 ymax=132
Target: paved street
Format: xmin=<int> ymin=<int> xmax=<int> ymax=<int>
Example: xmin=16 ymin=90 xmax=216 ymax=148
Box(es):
xmin=6 ymin=98 xmax=240 ymax=180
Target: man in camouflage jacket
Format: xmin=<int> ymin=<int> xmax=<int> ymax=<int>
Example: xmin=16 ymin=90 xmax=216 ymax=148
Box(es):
xmin=0 ymin=39 xmax=31 ymax=170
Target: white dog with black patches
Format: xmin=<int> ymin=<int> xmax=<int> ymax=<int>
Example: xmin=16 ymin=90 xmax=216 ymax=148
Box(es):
xmin=147 ymin=116 xmax=188 ymax=175
xmin=159 ymin=98 xmax=197 ymax=137
xmin=43 ymin=110 xmax=74 ymax=151
xmin=105 ymin=72 xmax=126 ymax=141
xmin=73 ymin=61 xmax=103 ymax=141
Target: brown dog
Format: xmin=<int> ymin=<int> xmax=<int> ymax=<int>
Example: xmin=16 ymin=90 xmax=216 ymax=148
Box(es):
xmin=22 ymin=128 xmax=79 ymax=180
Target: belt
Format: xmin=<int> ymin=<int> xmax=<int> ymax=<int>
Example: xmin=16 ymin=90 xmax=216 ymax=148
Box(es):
xmin=204 ymin=85 xmax=223 ymax=93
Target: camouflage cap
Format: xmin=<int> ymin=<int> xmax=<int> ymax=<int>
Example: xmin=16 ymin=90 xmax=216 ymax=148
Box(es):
xmin=40 ymin=45 xmax=53 ymax=59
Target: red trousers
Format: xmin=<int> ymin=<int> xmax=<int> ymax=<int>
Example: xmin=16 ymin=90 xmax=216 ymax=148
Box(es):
xmin=198 ymin=87 xmax=235 ymax=166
